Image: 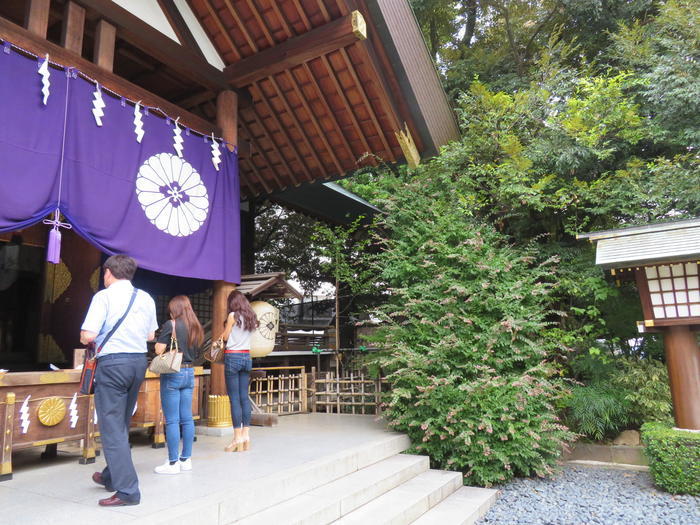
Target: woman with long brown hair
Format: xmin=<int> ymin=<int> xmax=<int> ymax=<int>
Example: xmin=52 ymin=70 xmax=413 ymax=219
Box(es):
xmin=153 ymin=295 xmax=203 ymax=474
xmin=221 ymin=290 xmax=258 ymax=452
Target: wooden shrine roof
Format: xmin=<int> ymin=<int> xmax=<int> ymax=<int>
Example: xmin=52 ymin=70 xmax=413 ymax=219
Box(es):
xmin=186 ymin=0 xmax=458 ymax=197
xmin=0 ymin=0 xmax=459 ymax=199
xmin=238 ymin=272 xmax=303 ymax=300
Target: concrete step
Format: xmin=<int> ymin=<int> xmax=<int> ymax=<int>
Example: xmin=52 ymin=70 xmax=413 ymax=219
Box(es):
xmin=334 ymin=469 xmax=464 ymax=525
xmin=224 ymin=433 xmax=411 ymax=523
xmin=140 ymin=432 xmax=411 ymax=525
xmin=411 ymin=486 xmax=498 ymax=525
xmin=236 ymin=454 xmax=429 ymax=525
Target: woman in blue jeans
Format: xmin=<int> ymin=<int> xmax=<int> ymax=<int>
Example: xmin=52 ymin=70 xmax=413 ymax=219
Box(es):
xmin=153 ymin=295 xmax=203 ymax=474
xmin=221 ymin=290 xmax=258 ymax=452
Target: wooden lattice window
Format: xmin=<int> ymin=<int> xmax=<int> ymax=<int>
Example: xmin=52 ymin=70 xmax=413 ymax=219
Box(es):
xmin=645 ymin=263 xmax=700 ymax=319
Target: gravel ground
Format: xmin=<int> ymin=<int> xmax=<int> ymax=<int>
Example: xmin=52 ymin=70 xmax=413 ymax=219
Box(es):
xmin=477 ymin=465 xmax=700 ymax=525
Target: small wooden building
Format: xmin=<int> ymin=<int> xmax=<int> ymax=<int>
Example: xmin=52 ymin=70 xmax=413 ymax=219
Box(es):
xmin=579 ymin=218 xmax=700 ymax=430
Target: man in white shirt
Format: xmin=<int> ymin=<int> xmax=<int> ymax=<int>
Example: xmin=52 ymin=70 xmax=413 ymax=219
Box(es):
xmin=80 ymin=255 xmax=157 ymax=506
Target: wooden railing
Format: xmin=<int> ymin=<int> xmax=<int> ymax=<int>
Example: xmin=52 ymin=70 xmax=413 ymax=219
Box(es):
xmin=200 ymin=367 xmax=384 ymax=417
xmin=274 ymin=324 xmax=336 ymax=352
xmin=310 ymin=371 xmax=384 ymax=415
xmin=250 ymin=366 xmax=307 ymax=415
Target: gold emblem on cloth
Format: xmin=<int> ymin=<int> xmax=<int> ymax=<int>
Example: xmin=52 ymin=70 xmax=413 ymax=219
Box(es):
xmin=37 ymin=397 xmax=66 ymax=426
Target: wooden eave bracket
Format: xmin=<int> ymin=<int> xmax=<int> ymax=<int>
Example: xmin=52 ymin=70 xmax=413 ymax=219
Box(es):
xmin=224 ymin=11 xmax=368 ymax=89
xmin=395 ymin=123 xmax=420 ymax=168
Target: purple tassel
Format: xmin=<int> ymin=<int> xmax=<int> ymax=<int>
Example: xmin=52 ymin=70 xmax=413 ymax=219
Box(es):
xmin=46 ymin=228 xmax=62 ymax=264
xmin=42 ymin=209 xmax=72 ymax=264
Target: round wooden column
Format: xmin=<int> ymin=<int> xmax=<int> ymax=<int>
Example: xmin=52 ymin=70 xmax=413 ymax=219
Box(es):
xmin=211 ymin=90 xmax=239 ymax=397
xmin=664 ymin=325 xmax=700 ymax=430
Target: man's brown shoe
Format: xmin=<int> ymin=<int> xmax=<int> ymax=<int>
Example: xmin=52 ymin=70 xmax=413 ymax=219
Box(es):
xmin=98 ymin=494 xmax=139 ymax=506
xmin=92 ymin=472 xmax=113 ymax=491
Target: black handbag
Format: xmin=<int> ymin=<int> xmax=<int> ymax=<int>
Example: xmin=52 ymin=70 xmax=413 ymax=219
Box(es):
xmin=79 ymin=288 xmax=138 ymax=395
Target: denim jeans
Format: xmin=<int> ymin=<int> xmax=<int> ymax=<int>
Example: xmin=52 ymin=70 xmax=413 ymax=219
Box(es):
xmin=224 ymin=353 xmax=252 ymax=427
xmin=160 ymin=367 xmax=195 ymax=462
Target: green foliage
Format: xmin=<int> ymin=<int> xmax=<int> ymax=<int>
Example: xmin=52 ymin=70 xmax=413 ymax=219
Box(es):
xmin=642 ymin=422 xmax=700 ymax=495
xmin=564 ymin=383 xmax=631 ymax=440
xmin=365 ymin=167 xmax=575 ymax=486
xmin=609 ymin=357 xmax=673 ymax=426
xmin=612 ymin=0 xmax=700 ymax=146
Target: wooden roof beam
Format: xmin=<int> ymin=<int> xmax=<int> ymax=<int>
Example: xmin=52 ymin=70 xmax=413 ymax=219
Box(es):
xmin=0 ymin=16 xmax=218 ymax=136
xmin=224 ymin=11 xmax=368 ymax=89
xmin=75 ymin=0 xmax=228 ymax=91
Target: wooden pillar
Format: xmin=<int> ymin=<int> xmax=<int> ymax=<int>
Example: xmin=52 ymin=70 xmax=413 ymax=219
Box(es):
xmin=24 ymin=0 xmax=51 ymax=38
xmin=211 ymin=90 xmax=239 ymax=397
xmin=93 ymin=19 xmax=117 ymax=72
xmin=664 ymin=325 xmax=700 ymax=430
xmin=242 ymin=199 xmax=256 ymax=274
xmin=61 ymin=1 xmax=86 ymax=55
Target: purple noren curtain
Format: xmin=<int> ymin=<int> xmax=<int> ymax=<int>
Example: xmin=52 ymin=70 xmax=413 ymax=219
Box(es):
xmin=0 ymin=47 xmax=240 ymax=283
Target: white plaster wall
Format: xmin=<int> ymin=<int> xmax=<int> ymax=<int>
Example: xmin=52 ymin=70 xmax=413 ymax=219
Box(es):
xmin=113 ymin=0 xmax=180 ymax=43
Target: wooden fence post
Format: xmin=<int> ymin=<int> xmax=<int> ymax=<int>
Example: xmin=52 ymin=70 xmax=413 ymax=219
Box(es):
xmin=0 ymin=392 xmax=15 ymax=480
xmin=79 ymin=394 xmax=97 ymax=464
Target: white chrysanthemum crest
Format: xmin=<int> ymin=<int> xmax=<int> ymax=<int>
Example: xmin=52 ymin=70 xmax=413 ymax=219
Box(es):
xmin=173 ymin=117 xmax=184 ymax=157
xmin=92 ymin=83 xmax=106 ymax=126
xmin=38 ymin=54 xmax=50 ymax=105
xmin=211 ymin=133 xmax=221 ymax=171
xmin=20 ymin=395 xmax=31 ymax=434
xmin=135 ymin=152 xmax=210 ymax=237
xmin=69 ymin=393 xmax=79 ymax=428
xmin=133 ymin=100 xmax=145 ymax=143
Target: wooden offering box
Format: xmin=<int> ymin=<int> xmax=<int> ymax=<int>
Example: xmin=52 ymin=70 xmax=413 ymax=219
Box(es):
xmin=0 ymin=370 xmax=97 ymax=481
xmin=132 ymin=367 xmax=206 ymax=448
xmin=0 ymin=367 xmax=207 ymax=479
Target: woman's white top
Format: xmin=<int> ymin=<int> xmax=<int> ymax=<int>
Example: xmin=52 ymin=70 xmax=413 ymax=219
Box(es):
xmin=226 ymin=314 xmax=254 ymax=350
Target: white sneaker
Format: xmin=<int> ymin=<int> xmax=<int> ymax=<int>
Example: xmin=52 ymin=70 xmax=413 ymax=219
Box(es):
xmin=179 ymin=458 xmax=192 ymax=471
xmin=154 ymin=460 xmax=180 ymax=475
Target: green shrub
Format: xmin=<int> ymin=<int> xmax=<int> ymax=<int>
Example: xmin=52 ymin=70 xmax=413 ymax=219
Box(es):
xmin=642 ymin=422 xmax=700 ymax=495
xmin=610 ymin=357 xmax=673 ymax=426
xmin=564 ymin=383 xmax=630 ymax=440
xmin=369 ymin=185 xmax=576 ymax=487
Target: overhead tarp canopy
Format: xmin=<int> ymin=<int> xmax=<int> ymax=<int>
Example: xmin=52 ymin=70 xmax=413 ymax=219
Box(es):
xmin=0 ymin=45 xmax=240 ymax=283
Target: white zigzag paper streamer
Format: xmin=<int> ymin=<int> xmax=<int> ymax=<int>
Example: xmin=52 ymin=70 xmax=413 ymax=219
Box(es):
xmin=69 ymin=393 xmax=79 ymax=428
xmin=92 ymin=84 xmax=106 ymax=126
xmin=94 ymin=408 xmax=98 ymax=425
xmin=132 ymin=401 xmax=138 ymax=416
xmin=133 ymin=101 xmax=145 ymax=143
xmin=38 ymin=55 xmax=50 ymax=105
xmin=173 ymin=118 xmax=184 ymax=157
xmin=20 ymin=395 xmax=31 ymax=434
xmin=211 ymin=134 xmax=221 ymax=171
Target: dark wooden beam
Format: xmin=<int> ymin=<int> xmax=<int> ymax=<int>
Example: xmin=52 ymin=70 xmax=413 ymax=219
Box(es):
xmin=24 ymin=0 xmax=51 ymax=38
xmin=224 ymin=12 xmax=368 ymax=88
xmin=61 ymin=1 xmax=86 ymax=55
xmin=93 ymin=19 xmax=116 ymax=71
xmin=75 ymin=0 xmax=228 ymax=91
xmin=156 ymin=0 xmax=205 ymax=59
xmin=0 ymin=16 xmax=218 ymax=136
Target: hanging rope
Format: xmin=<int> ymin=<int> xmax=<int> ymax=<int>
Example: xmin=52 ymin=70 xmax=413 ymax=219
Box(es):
xmin=42 ymin=64 xmax=73 ymax=264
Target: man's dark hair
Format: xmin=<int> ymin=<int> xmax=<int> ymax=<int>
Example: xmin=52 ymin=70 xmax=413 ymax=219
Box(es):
xmin=103 ymin=255 xmax=137 ymax=280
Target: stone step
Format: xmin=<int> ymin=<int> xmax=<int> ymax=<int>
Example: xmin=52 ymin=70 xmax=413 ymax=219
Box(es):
xmin=411 ymin=486 xmax=498 ymax=525
xmin=236 ymin=454 xmax=429 ymax=525
xmin=334 ymin=469 xmax=464 ymax=525
xmin=138 ymin=432 xmax=411 ymax=525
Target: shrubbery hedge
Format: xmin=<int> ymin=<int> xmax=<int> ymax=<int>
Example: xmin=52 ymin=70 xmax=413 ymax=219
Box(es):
xmin=641 ymin=422 xmax=700 ymax=495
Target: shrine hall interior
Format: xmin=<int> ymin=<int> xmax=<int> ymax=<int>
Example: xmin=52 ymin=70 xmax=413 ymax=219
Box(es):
xmin=0 ymin=0 xmax=458 ymax=370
